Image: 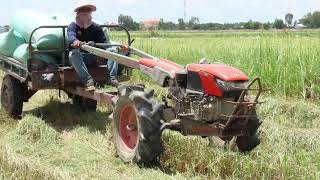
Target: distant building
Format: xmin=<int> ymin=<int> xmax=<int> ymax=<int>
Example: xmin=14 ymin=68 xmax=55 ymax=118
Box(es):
xmin=294 ymin=24 xmax=307 ymax=29
xmin=105 ymin=21 xmax=118 ymax=25
xmin=0 ymin=26 xmax=3 ymax=33
xmin=142 ymin=19 xmax=160 ymax=30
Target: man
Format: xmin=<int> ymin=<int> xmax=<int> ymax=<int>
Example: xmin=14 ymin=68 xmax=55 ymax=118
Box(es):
xmin=68 ymin=1 xmax=121 ymax=91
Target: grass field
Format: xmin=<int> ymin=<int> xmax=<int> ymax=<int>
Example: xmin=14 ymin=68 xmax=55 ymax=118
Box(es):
xmin=1 ymin=30 xmax=320 ymax=179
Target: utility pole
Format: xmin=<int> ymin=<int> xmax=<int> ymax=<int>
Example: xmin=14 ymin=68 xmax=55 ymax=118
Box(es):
xmin=184 ymin=0 xmax=187 ymax=22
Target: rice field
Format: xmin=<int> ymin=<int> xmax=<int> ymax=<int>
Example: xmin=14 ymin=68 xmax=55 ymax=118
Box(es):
xmin=1 ymin=30 xmax=320 ymax=179
xmin=113 ymin=30 xmax=320 ymax=98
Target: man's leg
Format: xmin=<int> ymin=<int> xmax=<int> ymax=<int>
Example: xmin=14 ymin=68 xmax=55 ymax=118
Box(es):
xmin=105 ymin=47 xmax=120 ymax=77
xmin=105 ymin=47 xmax=121 ymax=86
xmin=107 ymin=60 xmax=119 ymax=77
xmin=69 ymin=49 xmax=95 ymax=89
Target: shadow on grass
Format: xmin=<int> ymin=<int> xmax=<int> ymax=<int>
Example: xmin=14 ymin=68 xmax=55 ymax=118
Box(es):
xmin=22 ymin=97 xmax=179 ymax=176
xmin=23 ymin=97 xmax=112 ymax=134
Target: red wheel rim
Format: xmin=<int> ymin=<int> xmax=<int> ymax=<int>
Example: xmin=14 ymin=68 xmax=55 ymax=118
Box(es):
xmin=119 ymin=104 xmax=138 ymax=152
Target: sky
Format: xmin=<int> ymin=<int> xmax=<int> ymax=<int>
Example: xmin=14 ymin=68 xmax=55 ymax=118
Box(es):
xmin=0 ymin=0 xmax=319 ymax=25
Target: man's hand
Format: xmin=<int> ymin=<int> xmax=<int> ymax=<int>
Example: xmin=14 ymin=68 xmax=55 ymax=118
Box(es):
xmin=72 ymin=40 xmax=81 ymax=49
xmin=118 ymin=45 xmax=129 ymax=53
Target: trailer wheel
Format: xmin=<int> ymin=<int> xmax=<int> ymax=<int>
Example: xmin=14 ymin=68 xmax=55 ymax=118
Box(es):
xmin=72 ymin=95 xmax=97 ymax=111
xmin=112 ymin=87 xmax=164 ymax=165
xmin=1 ymin=75 xmax=26 ymax=118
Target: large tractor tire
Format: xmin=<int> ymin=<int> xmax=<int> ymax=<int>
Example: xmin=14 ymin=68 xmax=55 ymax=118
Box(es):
xmin=112 ymin=86 xmax=164 ymax=165
xmin=71 ymin=94 xmax=97 ymax=112
xmin=209 ymin=110 xmax=261 ymax=153
xmin=0 ymin=74 xmax=26 ymax=118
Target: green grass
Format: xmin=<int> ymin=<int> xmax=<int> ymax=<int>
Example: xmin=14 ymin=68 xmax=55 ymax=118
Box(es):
xmin=114 ymin=29 xmax=320 ymax=98
xmin=1 ymin=30 xmax=320 ymax=179
xmin=1 ymin=92 xmax=320 ymax=179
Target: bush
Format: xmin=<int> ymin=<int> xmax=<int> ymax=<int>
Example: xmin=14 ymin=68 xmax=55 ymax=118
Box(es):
xmin=273 ymin=19 xmax=286 ymax=29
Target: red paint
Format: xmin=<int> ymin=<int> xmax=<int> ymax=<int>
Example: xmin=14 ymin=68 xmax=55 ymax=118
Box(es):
xmin=119 ymin=104 xmax=138 ymax=152
xmin=139 ymin=58 xmax=184 ymax=77
xmin=198 ymin=71 xmax=223 ymax=97
xmin=139 ymin=58 xmax=156 ymax=68
xmin=188 ymin=64 xmax=248 ymax=82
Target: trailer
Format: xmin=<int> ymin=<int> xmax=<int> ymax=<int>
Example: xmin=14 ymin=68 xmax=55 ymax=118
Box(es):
xmin=0 ymin=25 xmax=133 ymax=115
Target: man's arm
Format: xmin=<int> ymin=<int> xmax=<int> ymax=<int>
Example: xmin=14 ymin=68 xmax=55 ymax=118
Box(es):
xmin=67 ymin=23 xmax=81 ymax=48
xmin=67 ymin=22 xmax=78 ymax=43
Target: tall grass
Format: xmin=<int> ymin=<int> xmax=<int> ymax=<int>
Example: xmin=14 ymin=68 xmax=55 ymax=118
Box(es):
xmin=113 ymin=30 xmax=320 ymax=98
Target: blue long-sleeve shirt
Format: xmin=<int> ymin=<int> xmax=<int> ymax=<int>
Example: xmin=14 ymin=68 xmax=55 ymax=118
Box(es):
xmin=67 ymin=22 xmax=107 ymax=43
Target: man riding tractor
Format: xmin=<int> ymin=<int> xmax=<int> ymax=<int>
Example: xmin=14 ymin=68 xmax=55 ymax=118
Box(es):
xmin=68 ymin=0 xmax=127 ymax=91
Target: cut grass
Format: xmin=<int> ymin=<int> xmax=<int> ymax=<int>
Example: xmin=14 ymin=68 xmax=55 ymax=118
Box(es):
xmin=1 ymin=90 xmax=320 ymax=179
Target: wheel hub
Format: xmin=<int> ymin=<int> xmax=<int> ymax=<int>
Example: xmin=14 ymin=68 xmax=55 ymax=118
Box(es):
xmin=119 ymin=104 xmax=138 ymax=152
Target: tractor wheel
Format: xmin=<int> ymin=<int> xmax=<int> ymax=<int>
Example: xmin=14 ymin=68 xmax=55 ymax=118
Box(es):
xmin=0 ymin=75 xmax=26 ymax=119
xmin=71 ymin=94 xmax=97 ymax=111
xmin=112 ymin=87 xmax=164 ymax=165
xmin=235 ymin=116 xmax=261 ymax=152
xmin=209 ymin=112 xmax=261 ymax=153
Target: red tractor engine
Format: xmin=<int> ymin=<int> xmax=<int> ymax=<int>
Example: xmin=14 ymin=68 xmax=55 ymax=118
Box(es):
xmin=139 ymin=58 xmax=262 ymax=152
xmin=180 ymin=63 xmax=249 ymax=97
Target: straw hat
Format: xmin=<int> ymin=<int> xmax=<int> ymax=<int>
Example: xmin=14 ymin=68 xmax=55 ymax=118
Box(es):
xmin=74 ymin=0 xmax=97 ymax=12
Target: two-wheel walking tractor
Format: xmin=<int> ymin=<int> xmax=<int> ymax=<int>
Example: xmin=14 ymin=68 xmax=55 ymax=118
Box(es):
xmin=0 ymin=25 xmax=263 ymax=165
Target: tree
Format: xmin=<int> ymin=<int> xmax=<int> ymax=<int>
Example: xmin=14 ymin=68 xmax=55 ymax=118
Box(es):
xmin=285 ymin=13 xmax=294 ymax=27
xmin=118 ymin=14 xmax=139 ymax=31
xmin=244 ymin=20 xmax=253 ymax=29
xmin=178 ymin=18 xmax=186 ymax=30
xmin=252 ymin=21 xmax=262 ymax=30
xmin=310 ymin=11 xmax=320 ymax=28
xmin=300 ymin=12 xmax=312 ymax=27
xmin=273 ymin=19 xmax=286 ymax=29
xmin=263 ymin=22 xmax=272 ymax=30
xmin=243 ymin=20 xmax=261 ymax=30
xmin=300 ymin=11 xmax=320 ymax=28
xmin=189 ymin=17 xmax=200 ymax=30
xmin=159 ymin=18 xmax=165 ymax=29
xmin=159 ymin=19 xmax=178 ymax=30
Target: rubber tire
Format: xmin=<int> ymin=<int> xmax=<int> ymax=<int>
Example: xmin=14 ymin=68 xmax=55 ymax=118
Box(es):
xmin=0 ymin=75 xmax=25 ymax=118
xmin=235 ymin=116 xmax=261 ymax=152
xmin=72 ymin=94 xmax=97 ymax=112
xmin=209 ymin=113 xmax=261 ymax=153
xmin=112 ymin=87 xmax=164 ymax=165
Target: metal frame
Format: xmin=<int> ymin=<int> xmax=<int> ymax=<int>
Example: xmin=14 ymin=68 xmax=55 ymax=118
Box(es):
xmin=225 ymin=77 xmax=262 ymax=127
xmin=160 ymin=77 xmax=263 ymax=137
xmin=0 ymin=54 xmax=28 ymax=81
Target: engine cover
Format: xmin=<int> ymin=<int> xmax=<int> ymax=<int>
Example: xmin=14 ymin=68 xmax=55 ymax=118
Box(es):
xmin=186 ymin=64 xmax=249 ymax=97
xmin=187 ymin=64 xmax=249 ymax=81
